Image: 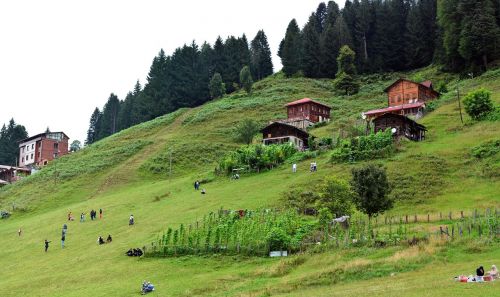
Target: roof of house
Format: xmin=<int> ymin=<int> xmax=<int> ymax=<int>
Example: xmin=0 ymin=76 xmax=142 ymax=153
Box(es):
xmin=261 ymin=121 xmax=310 ymax=138
xmin=383 ymin=78 xmax=439 ymax=96
xmin=0 ymin=165 xmax=31 ymax=172
xmin=18 ymin=132 xmax=69 ymax=144
xmin=373 ymin=113 xmax=427 ymax=131
xmin=364 ymin=102 xmax=425 ymax=117
xmin=285 ymin=98 xmax=331 ymax=109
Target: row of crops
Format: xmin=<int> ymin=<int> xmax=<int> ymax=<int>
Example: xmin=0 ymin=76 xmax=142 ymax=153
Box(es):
xmin=146 ymin=208 xmax=500 ymax=258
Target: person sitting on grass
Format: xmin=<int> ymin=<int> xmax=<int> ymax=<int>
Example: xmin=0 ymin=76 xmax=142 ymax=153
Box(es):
xmin=106 ymin=234 xmax=112 ymax=243
xmin=488 ymin=265 xmax=498 ymax=279
xmin=97 ymin=236 xmax=105 ymax=245
xmin=141 ymin=280 xmax=155 ymax=295
xmin=476 ymin=266 xmax=485 ymax=281
xmin=126 ymin=249 xmax=134 ymax=256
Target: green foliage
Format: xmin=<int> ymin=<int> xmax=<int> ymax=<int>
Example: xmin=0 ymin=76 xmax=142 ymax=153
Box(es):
xmin=334 ymin=71 xmax=359 ymax=95
xmin=337 ymin=45 xmax=357 ymax=76
xmin=463 ymin=88 xmax=494 ymax=120
xmin=209 ymin=72 xmax=226 ymax=99
xmin=239 ymin=66 xmax=254 ymax=94
xmin=330 ymin=130 xmax=394 ymax=163
xmin=70 ymin=140 xmax=81 ymax=152
xmin=318 ymin=177 xmax=354 ymax=218
xmin=350 ymin=164 xmax=393 ymax=218
xmin=149 ymin=209 xmax=314 ymax=257
xmin=281 ymin=189 xmax=319 ymax=214
xmin=471 ymin=139 xmax=500 ymax=159
xmin=233 ymin=119 xmax=260 ymax=145
xmin=218 ymin=144 xmax=297 ymax=174
xmin=250 ymin=30 xmax=273 ymax=80
xmin=281 ymin=19 xmax=303 ymax=77
xmin=0 ymin=119 xmax=28 ymax=165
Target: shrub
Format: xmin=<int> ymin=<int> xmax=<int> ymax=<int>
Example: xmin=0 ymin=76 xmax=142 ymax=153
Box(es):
xmin=218 ymin=143 xmax=297 ymax=174
xmin=330 ymin=130 xmax=394 ymax=163
xmin=209 ymin=72 xmax=225 ymax=99
xmin=471 ymin=139 xmax=500 ymax=159
xmin=233 ymin=119 xmax=260 ymax=144
xmin=351 ymin=164 xmax=393 ymax=218
xmin=239 ymin=66 xmax=254 ymax=94
xmin=318 ymin=178 xmax=354 ymax=218
xmin=463 ymin=88 xmax=494 ymax=120
xmin=267 ymin=227 xmax=291 ymax=251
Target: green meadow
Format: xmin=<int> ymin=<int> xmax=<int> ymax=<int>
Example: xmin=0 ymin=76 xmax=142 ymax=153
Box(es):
xmin=0 ymin=66 xmax=499 ymax=296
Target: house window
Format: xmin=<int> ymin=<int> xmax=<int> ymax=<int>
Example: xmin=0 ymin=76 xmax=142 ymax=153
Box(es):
xmin=22 ymin=147 xmax=24 ymax=153
xmin=54 ymin=143 xmax=59 ymax=150
xmin=31 ymin=154 xmax=33 ymax=160
xmin=32 ymin=144 xmax=34 ymax=149
xmin=22 ymin=157 xmax=24 ymax=162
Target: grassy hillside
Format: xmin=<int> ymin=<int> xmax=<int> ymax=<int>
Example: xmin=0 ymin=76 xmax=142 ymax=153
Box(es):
xmin=0 ymin=66 xmax=499 ymax=296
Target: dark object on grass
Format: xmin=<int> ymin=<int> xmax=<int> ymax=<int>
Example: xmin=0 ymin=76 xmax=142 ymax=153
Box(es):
xmin=106 ymin=234 xmax=112 ymax=243
xmin=126 ymin=248 xmax=143 ymax=257
xmin=1 ymin=210 xmax=10 ymax=219
xmin=141 ymin=281 xmax=155 ymax=294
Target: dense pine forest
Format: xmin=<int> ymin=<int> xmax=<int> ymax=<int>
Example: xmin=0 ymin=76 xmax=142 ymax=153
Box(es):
xmin=85 ymin=0 xmax=500 ymax=144
xmin=0 ymin=119 xmax=28 ymax=166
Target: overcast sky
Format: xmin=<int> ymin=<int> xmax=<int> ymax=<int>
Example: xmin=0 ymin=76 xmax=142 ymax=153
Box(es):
xmin=0 ymin=0 xmax=343 ymax=143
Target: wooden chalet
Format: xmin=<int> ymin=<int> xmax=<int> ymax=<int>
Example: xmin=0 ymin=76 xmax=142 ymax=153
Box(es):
xmin=364 ymin=78 xmax=439 ymax=120
xmin=285 ymin=98 xmax=331 ymax=123
xmin=261 ymin=122 xmax=310 ymax=150
xmin=373 ymin=113 xmax=427 ymax=141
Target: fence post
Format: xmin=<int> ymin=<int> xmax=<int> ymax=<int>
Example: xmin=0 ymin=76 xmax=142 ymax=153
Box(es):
xmin=451 ymin=225 xmax=455 ymax=239
xmin=459 ymin=225 xmax=463 ymax=237
xmin=440 ymin=212 xmax=442 ymax=220
xmin=449 ymin=212 xmax=452 ymax=220
xmin=461 ymin=211 xmax=464 ymax=219
xmin=405 ymin=215 xmax=408 ymax=224
xmin=427 ymin=214 xmax=430 ymax=223
xmin=414 ymin=214 xmax=417 ymax=223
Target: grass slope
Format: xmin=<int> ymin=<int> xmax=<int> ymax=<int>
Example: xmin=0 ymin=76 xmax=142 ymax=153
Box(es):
xmin=0 ymin=66 xmax=499 ymax=296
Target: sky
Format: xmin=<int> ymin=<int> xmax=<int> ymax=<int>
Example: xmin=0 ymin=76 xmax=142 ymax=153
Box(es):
xmin=0 ymin=0 xmax=343 ymax=143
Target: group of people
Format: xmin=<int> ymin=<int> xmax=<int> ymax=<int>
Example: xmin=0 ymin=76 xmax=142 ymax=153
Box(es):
xmin=126 ymin=248 xmax=144 ymax=257
xmin=193 ymin=180 xmax=206 ymax=195
xmin=291 ymin=162 xmax=318 ymax=173
xmin=97 ymin=235 xmax=112 ymax=245
xmin=456 ymin=265 xmax=498 ymax=282
xmin=90 ymin=209 xmax=102 ymax=220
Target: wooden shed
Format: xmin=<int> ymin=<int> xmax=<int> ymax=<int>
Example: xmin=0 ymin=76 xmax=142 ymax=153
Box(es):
xmin=261 ymin=122 xmax=310 ymax=149
xmin=373 ymin=113 xmax=427 ymax=141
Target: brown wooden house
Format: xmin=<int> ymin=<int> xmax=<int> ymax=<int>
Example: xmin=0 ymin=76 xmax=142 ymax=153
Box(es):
xmin=364 ymin=79 xmax=439 ymax=120
xmin=285 ymin=98 xmax=331 ymax=123
xmin=385 ymin=79 xmax=439 ymax=107
xmin=373 ymin=113 xmax=427 ymax=141
xmin=261 ymin=122 xmax=310 ymax=149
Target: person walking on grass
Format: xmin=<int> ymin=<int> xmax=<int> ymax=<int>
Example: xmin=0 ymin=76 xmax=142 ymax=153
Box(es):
xmin=292 ymin=163 xmax=297 ymax=173
xmin=99 ymin=208 xmax=103 ymax=219
xmin=80 ymin=212 xmax=86 ymax=222
xmin=18 ymin=227 xmax=22 ymax=237
xmin=44 ymin=239 xmax=51 ymax=252
xmin=61 ymin=234 xmax=65 ymax=248
xmin=129 ymin=214 xmax=135 ymax=226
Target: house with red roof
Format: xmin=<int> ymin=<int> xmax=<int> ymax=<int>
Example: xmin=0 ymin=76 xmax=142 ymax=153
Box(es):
xmin=364 ymin=79 xmax=439 ymax=119
xmin=285 ymin=98 xmax=331 ymax=123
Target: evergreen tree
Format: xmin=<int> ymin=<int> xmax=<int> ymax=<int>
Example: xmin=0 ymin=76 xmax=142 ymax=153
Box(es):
xmin=315 ymin=2 xmax=328 ymax=33
xmin=143 ymin=49 xmax=170 ymax=117
xmin=85 ymin=108 xmax=102 ymax=145
xmin=98 ymin=93 xmax=120 ymax=139
xmin=250 ymin=30 xmax=273 ymax=80
xmin=209 ymin=73 xmax=225 ymax=99
xmin=458 ymin=0 xmax=500 ymax=71
xmin=437 ymin=0 xmax=465 ymax=71
xmin=0 ymin=119 xmax=28 ymax=165
xmin=281 ymin=19 xmax=303 ymax=77
xmin=334 ymin=45 xmax=359 ymax=95
xmin=302 ymin=13 xmax=322 ymax=78
xmin=239 ymin=66 xmax=254 ymax=94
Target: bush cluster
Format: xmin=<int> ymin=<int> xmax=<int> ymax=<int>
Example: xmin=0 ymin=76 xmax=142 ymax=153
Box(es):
xmin=218 ymin=144 xmax=297 ymax=174
xmin=330 ymin=130 xmax=394 ymax=163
